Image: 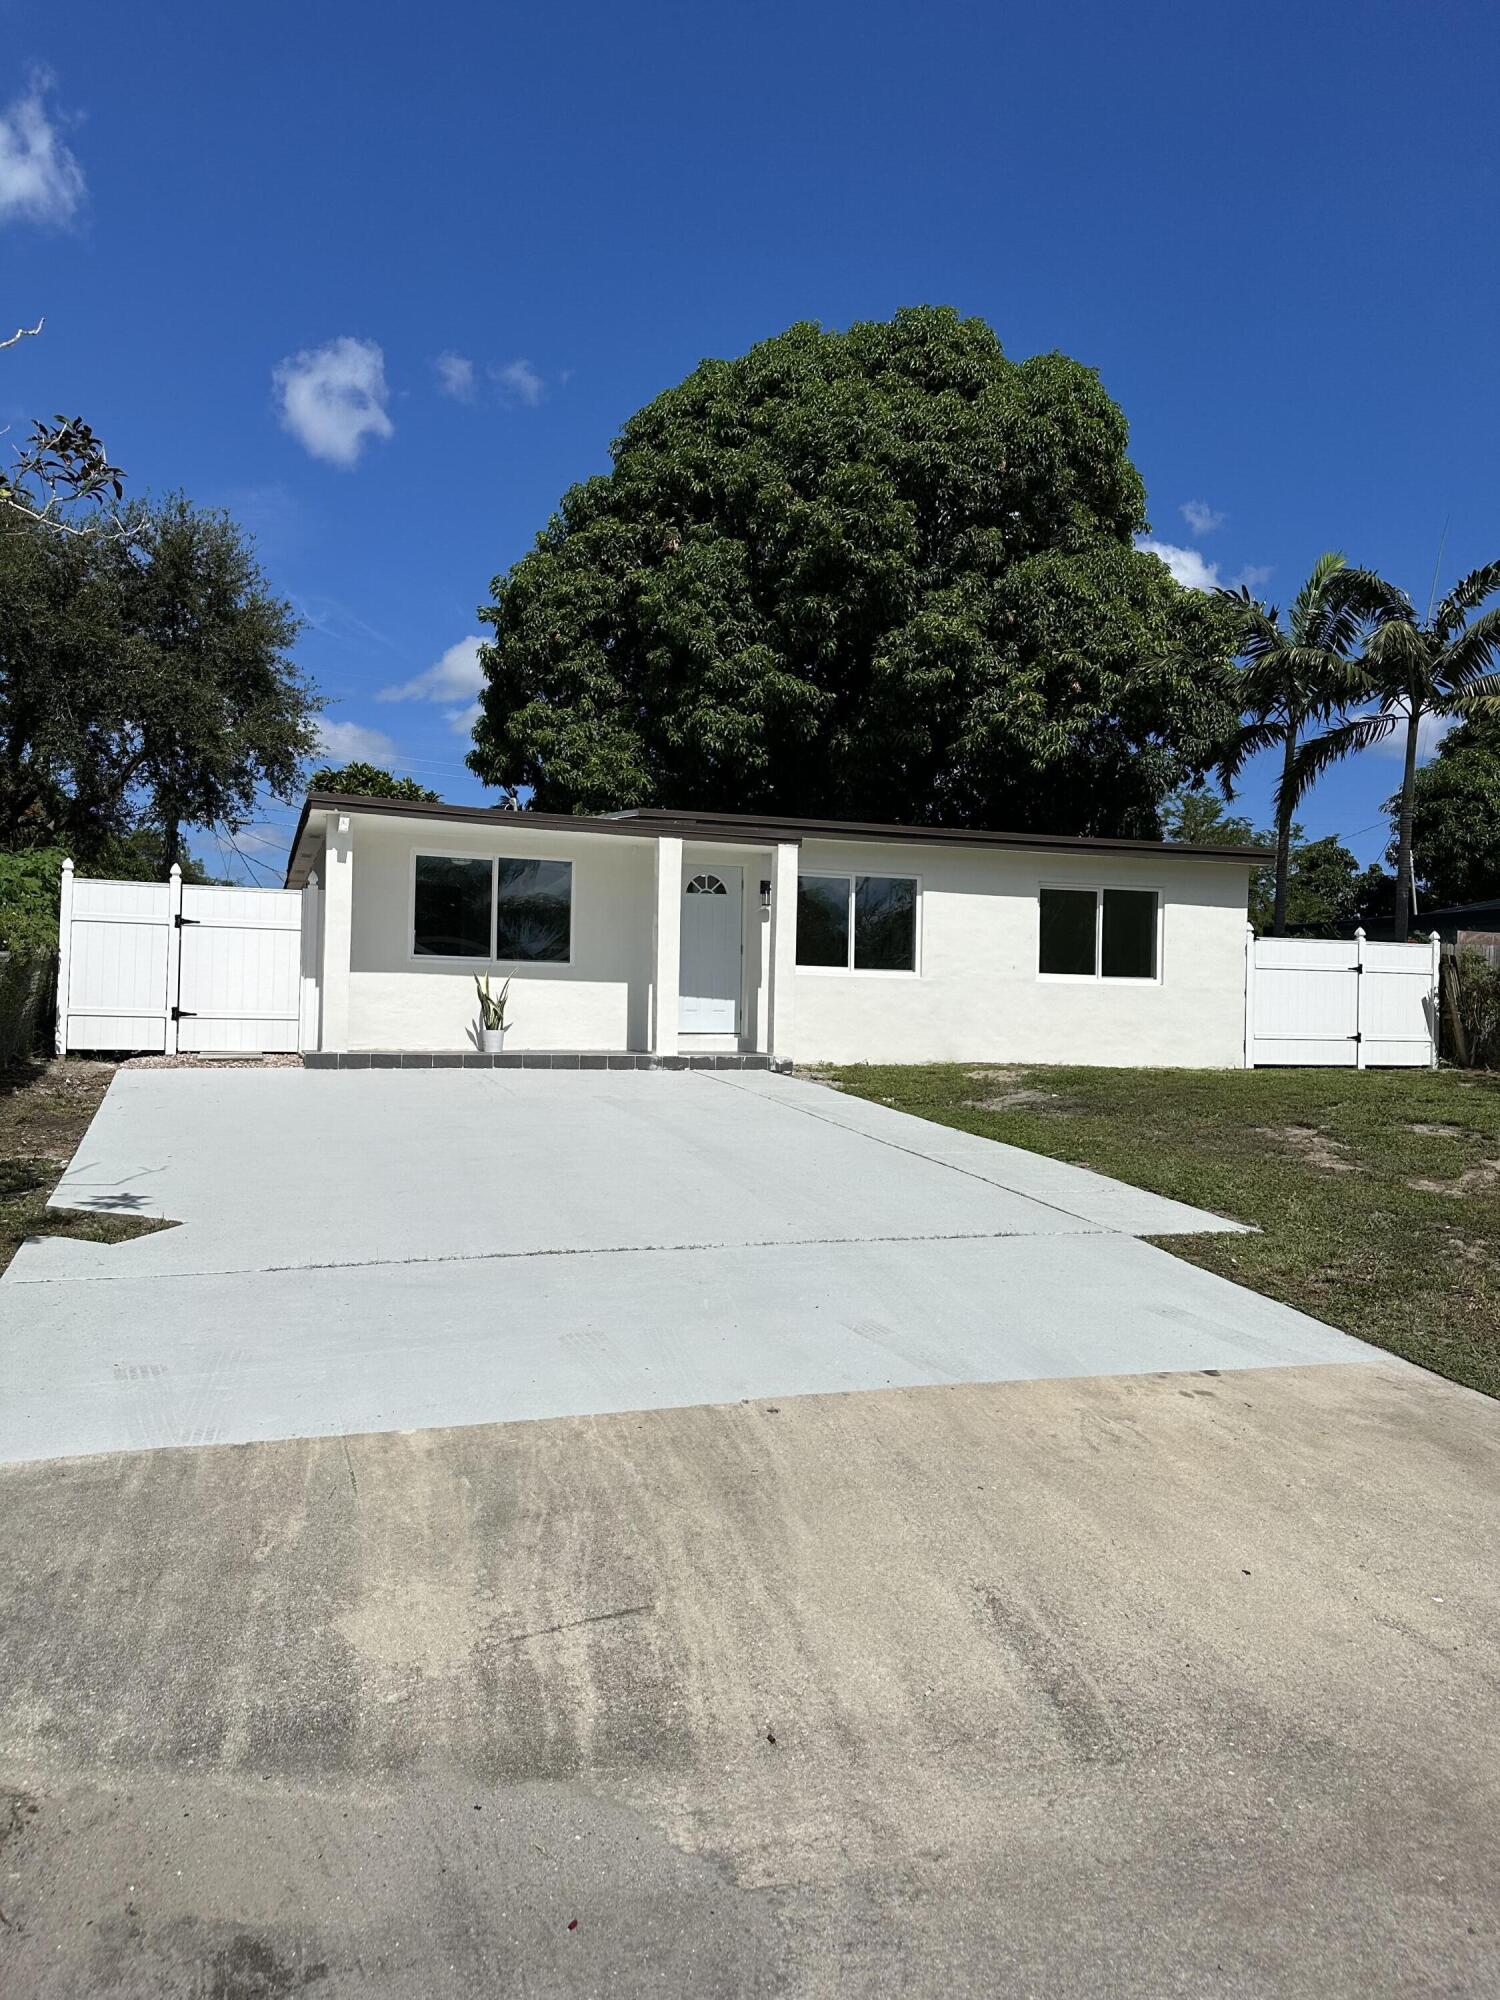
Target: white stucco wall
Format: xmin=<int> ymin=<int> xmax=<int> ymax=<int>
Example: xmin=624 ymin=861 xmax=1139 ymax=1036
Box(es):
xmin=792 ymin=838 xmax=1253 ymax=1068
xmin=343 ymin=814 xmax=657 ymax=1051
xmin=322 ymin=810 xmax=1253 ymax=1065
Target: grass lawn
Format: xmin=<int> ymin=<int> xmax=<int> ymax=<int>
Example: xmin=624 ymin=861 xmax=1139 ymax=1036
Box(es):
xmin=0 ymin=1060 xmax=168 ymax=1274
xmin=823 ymin=1062 xmax=1500 ymax=1400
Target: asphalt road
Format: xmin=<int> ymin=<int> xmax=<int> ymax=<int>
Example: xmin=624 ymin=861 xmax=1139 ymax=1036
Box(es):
xmin=3 ymin=1360 xmax=1497 ymax=1997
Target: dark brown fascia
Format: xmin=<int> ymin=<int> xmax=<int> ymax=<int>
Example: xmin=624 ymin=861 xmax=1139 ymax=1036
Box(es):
xmin=283 ymin=790 xmax=1273 ymax=887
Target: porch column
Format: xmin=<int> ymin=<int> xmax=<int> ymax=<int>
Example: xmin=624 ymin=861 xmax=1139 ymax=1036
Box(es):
xmin=650 ymin=835 xmax=682 ymax=1057
xmin=767 ymin=840 xmax=798 ymax=1069
xmin=320 ymin=813 xmax=354 ymax=1053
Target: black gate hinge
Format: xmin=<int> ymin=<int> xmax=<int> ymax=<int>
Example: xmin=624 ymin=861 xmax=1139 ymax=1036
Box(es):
xmin=174 ymin=912 xmax=198 ymax=928
xmin=171 ymin=1006 xmax=196 ymax=1020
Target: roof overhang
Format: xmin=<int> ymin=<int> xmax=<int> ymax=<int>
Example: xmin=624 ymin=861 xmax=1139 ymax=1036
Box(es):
xmin=283 ymin=793 xmax=1273 ymax=889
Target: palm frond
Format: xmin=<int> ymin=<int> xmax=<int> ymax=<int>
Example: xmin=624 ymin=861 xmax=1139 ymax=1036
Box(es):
xmin=1443 ymin=671 xmax=1500 ymax=715
xmin=1433 ymin=559 xmax=1500 ymax=642
xmin=1217 ymin=718 xmax=1286 ymax=794
xmin=1284 ymin=711 xmax=1396 ymax=806
xmin=1313 ymin=565 xmax=1406 ymax=653
xmin=1362 ymin=615 xmax=1430 ymax=693
xmin=1438 ymin=604 xmax=1500 ymax=688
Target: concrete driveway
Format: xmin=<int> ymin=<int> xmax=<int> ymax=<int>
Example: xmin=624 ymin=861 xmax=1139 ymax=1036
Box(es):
xmin=1 ymin=1067 xmax=1496 ymax=1997
xmin=1 ymin=1066 xmax=1366 ymax=1463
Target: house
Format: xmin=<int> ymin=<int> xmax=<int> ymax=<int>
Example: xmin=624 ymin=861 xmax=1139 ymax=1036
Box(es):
xmin=282 ymin=793 xmax=1270 ymax=1068
xmin=1417 ymin=898 xmax=1500 ymax=953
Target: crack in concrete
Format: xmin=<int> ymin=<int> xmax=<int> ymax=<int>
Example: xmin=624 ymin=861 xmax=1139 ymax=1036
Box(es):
xmin=3 ymin=1222 xmax=1115 ymax=1286
xmin=700 ymin=1069 xmax=1163 ymax=1233
xmin=503 ymin=1601 xmax=656 ymax=1645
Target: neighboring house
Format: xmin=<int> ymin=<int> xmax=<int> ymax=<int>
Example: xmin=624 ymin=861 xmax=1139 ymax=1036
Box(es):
xmin=1417 ymin=899 xmax=1500 ymax=949
xmin=283 ymin=793 xmax=1268 ymax=1067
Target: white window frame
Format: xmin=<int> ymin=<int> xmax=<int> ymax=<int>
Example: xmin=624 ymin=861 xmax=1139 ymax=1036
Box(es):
xmin=1036 ymin=883 xmax=1163 ymax=986
xmin=409 ymin=849 xmax=575 ymax=967
xmin=795 ymin=870 xmax=923 ymax=978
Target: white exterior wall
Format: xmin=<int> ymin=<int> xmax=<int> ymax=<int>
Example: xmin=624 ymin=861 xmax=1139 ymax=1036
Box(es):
xmin=792 ymin=838 xmax=1253 ymax=1068
xmin=319 ymin=808 xmax=1254 ymax=1066
xmin=345 ymin=813 xmax=658 ymax=1052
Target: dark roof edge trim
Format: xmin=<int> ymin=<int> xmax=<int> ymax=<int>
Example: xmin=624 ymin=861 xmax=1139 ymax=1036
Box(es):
xmin=283 ymin=791 xmax=1272 ymax=886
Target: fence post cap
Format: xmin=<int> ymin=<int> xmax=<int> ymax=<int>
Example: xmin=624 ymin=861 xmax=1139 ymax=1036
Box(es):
xmin=1429 ymin=930 xmax=1441 ymax=943
xmin=169 ymin=862 xmax=182 ymax=880
xmin=1354 ymin=926 xmax=1366 ymax=939
xmin=61 ymin=856 xmax=74 ymax=875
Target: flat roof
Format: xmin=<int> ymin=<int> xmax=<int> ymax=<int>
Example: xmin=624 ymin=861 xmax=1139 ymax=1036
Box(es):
xmin=284 ymin=791 xmax=1272 ymax=886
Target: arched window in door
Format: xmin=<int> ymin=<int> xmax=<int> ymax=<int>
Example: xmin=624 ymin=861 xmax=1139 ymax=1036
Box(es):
xmin=686 ymin=873 xmax=728 ymax=895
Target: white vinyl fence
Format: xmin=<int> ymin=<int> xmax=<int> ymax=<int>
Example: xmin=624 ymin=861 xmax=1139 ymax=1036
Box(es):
xmin=55 ymin=860 xmax=322 ymax=1056
xmin=1246 ymin=927 xmax=1441 ymax=1068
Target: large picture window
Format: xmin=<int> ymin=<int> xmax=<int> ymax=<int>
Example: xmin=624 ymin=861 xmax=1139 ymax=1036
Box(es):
xmin=413 ymin=856 xmax=492 ymax=959
xmin=495 ymin=858 xmax=572 ymax=962
xmin=796 ymin=873 xmax=918 ymax=972
xmin=1038 ymin=887 xmax=1158 ymax=980
xmin=412 ymin=854 xmax=573 ymax=963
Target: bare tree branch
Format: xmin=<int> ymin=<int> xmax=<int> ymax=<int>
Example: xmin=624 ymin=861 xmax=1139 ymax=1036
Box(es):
xmin=0 ymin=318 xmax=45 ymax=352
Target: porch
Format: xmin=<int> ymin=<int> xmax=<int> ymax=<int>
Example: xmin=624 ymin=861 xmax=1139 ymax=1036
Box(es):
xmin=306 ymin=804 xmax=802 ymax=1062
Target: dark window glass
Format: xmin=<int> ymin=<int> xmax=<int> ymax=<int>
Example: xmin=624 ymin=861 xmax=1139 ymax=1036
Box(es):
xmin=1039 ymin=888 xmax=1097 ymax=976
xmin=414 ymin=856 xmax=491 ymax=958
xmin=854 ymin=876 xmax=917 ymax=971
xmin=797 ymin=875 xmax=850 ymax=967
xmin=495 ymin=858 xmax=572 ymax=962
xmin=1101 ymin=889 xmax=1157 ymax=979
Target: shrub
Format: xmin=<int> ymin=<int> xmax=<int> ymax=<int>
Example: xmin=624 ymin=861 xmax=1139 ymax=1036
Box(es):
xmin=0 ymin=945 xmax=54 ymax=1066
xmin=0 ymin=846 xmax=67 ymax=953
xmin=1442 ymin=949 xmax=1500 ymax=1070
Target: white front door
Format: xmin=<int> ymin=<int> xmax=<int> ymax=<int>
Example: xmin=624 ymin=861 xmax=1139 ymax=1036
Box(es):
xmin=679 ymin=865 xmax=743 ymax=1035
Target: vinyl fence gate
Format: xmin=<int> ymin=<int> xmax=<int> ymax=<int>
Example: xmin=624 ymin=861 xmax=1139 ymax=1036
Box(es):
xmin=55 ymin=861 xmax=322 ymax=1055
xmin=1246 ymin=928 xmax=1441 ymax=1068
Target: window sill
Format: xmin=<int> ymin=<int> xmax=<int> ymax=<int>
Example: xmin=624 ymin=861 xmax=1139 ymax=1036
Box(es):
xmin=796 ymin=965 xmax=921 ymax=979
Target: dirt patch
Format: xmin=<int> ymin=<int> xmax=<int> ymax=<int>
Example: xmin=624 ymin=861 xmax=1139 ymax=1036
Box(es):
xmin=0 ymin=1059 xmax=173 ymax=1274
xmin=0 ymin=1059 xmax=118 ymax=1165
xmin=794 ymin=1067 xmax=844 ymax=1089
xmin=1407 ymin=1159 xmax=1500 ymax=1198
xmin=963 ymin=1067 xmax=1065 ymax=1113
xmin=1253 ymin=1125 xmax=1359 ymax=1173
xmin=1406 ymin=1122 xmax=1477 ymax=1139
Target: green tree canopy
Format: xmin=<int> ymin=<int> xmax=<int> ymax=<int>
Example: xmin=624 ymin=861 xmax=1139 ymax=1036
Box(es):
xmin=1163 ymin=786 xmax=1384 ymax=935
xmin=0 ymin=495 xmax=316 ymax=867
xmin=1407 ymin=713 xmax=1500 ymax=908
xmin=307 ymin=761 xmax=440 ymax=802
xmin=471 ymin=308 xmax=1239 ymax=835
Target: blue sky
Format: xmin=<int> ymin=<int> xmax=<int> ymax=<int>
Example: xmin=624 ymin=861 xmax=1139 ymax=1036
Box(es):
xmin=3 ymin=0 xmax=1497 ymax=880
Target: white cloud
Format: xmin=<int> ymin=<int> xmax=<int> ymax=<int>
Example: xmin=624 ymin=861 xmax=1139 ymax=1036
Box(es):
xmin=378 ymin=636 xmax=486 ymax=734
xmin=1180 ymin=499 xmax=1225 ymax=537
xmin=1231 ymin=563 xmax=1274 ymax=592
xmin=1136 ymin=537 xmax=1221 ymax=592
xmin=312 ymin=717 xmax=400 ymax=765
xmin=379 ymin=635 xmax=485 ymax=704
xmin=1375 ymin=710 xmax=1453 ymax=762
xmin=0 ymin=71 xmax=85 ymax=226
xmin=273 ymin=336 xmax=394 ymax=467
xmin=434 ymin=351 xmax=475 ymax=401
xmin=493 ymin=358 xmax=544 ymax=407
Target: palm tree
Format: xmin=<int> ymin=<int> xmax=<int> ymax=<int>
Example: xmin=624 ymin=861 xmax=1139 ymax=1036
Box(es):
xmin=1214 ymin=553 xmax=1376 ymax=935
xmin=1293 ymin=563 xmax=1500 ymax=939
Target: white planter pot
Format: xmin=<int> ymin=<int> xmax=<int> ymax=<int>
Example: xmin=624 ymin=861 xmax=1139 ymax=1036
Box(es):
xmin=481 ymin=1026 xmax=507 ymax=1054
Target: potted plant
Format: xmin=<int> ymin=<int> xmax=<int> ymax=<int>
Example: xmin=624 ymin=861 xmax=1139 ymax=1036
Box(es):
xmin=475 ymin=974 xmax=511 ymax=1053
